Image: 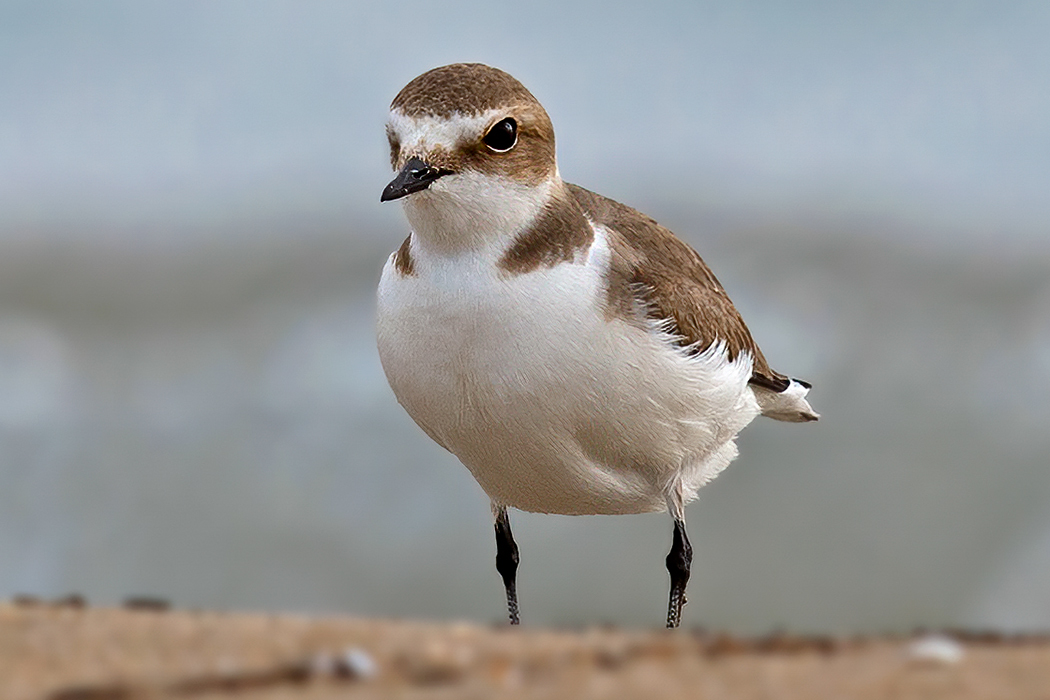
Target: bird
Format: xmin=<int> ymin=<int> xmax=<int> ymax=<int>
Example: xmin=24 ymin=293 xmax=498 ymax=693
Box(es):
xmin=376 ymin=63 xmax=818 ymax=629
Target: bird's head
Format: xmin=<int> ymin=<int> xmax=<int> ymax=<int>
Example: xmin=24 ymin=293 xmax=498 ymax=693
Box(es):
xmin=382 ymin=63 xmax=562 ymax=253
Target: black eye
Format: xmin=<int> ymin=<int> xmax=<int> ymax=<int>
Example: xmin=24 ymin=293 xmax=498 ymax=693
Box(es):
xmin=483 ymin=118 xmax=517 ymax=152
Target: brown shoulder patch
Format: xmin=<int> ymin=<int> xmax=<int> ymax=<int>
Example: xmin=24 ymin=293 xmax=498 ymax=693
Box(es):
xmin=498 ymin=189 xmax=594 ymax=275
xmin=567 ymin=184 xmax=788 ymax=389
xmin=391 ymin=63 xmax=540 ymax=118
xmin=393 ymin=235 xmax=415 ymax=277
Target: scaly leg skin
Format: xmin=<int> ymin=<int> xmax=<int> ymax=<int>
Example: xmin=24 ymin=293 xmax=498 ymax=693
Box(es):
xmin=665 ymin=517 xmax=693 ymax=628
xmin=494 ymin=505 xmax=521 ymax=625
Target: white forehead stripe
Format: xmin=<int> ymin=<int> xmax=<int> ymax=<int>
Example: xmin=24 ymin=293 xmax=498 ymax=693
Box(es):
xmin=388 ymin=108 xmax=505 ymax=155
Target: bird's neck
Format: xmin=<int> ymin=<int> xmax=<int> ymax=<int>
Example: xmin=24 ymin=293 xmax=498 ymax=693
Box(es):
xmin=403 ymin=170 xmax=564 ymax=259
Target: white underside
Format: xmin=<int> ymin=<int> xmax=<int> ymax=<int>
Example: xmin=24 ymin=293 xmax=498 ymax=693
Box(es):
xmin=376 ymin=221 xmax=763 ymax=515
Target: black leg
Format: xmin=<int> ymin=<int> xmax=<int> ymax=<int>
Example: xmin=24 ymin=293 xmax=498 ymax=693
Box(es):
xmin=665 ymin=517 xmax=692 ymax=628
xmin=494 ymin=507 xmax=520 ymax=625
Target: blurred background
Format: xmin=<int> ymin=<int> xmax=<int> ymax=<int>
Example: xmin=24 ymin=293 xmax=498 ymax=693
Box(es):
xmin=1 ymin=1 xmax=1048 ymax=633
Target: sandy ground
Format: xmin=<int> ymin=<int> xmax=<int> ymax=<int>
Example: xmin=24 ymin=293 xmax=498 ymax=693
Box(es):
xmin=3 ymin=598 xmax=1050 ymax=700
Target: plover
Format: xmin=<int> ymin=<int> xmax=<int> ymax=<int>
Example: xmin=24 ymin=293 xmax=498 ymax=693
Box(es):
xmin=377 ymin=63 xmax=818 ymax=628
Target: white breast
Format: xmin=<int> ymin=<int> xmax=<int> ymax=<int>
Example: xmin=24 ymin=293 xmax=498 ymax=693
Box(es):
xmin=376 ymin=226 xmax=761 ymax=515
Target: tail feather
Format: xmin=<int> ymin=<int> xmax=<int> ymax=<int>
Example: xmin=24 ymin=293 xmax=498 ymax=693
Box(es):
xmin=753 ymin=378 xmax=819 ymax=423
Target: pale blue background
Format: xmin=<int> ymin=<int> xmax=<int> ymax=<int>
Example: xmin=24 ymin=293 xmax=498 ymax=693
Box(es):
xmin=1 ymin=1 xmax=1049 ymax=631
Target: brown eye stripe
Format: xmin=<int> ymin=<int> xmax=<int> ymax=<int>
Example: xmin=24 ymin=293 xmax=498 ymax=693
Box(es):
xmin=462 ymin=107 xmax=555 ymax=185
xmin=388 ymin=106 xmax=556 ymax=186
xmin=386 ymin=124 xmax=400 ymax=169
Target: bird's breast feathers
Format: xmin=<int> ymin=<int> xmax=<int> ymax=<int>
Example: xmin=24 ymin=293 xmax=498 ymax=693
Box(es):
xmin=376 ymin=222 xmax=760 ymax=514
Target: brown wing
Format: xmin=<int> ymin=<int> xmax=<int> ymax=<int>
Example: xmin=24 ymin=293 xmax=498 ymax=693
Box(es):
xmin=567 ymin=183 xmax=790 ymax=392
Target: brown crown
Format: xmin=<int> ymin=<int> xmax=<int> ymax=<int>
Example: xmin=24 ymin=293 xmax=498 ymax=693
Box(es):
xmin=391 ymin=63 xmax=542 ymax=117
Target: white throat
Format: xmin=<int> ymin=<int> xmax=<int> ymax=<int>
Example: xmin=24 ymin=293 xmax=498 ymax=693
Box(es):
xmin=402 ymin=171 xmax=559 ymax=257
